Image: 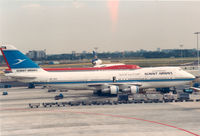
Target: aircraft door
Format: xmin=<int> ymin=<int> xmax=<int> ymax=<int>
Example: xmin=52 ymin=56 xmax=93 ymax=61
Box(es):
xmin=113 ymin=76 xmax=117 ymax=82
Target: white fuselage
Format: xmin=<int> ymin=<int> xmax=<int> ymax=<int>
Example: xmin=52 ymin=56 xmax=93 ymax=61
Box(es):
xmin=7 ymin=67 xmax=195 ymax=90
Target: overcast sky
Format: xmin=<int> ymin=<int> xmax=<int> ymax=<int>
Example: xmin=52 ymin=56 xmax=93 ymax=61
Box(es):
xmin=1 ymin=0 xmax=200 ymax=54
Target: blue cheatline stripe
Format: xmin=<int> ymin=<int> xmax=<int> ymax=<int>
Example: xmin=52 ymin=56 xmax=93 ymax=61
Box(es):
xmin=33 ymin=78 xmax=194 ymax=85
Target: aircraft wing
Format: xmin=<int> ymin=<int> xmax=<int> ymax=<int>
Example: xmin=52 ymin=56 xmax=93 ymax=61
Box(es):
xmin=87 ymin=82 xmax=142 ymax=87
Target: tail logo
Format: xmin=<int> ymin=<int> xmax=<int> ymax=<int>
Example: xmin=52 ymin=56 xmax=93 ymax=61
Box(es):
xmin=13 ymin=59 xmax=26 ymax=65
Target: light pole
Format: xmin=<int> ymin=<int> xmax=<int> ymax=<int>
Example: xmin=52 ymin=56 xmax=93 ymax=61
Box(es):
xmin=194 ymin=32 xmax=200 ymax=69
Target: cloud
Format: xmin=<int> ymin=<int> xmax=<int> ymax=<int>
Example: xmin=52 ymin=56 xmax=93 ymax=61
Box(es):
xmin=73 ymin=1 xmax=85 ymax=8
xmin=20 ymin=1 xmax=85 ymax=9
xmin=22 ymin=4 xmax=41 ymax=8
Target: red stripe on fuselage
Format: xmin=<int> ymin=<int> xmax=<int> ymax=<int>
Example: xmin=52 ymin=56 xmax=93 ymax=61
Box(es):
xmin=4 ymin=65 xmax=140 ymax=72
xmin=43 ymin=65 xmax=140 ymax=71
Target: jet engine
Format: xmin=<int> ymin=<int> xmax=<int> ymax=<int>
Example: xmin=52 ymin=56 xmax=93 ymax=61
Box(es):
xmin=122 ymin=86 xmax=139 ymax=94
xmin=101 ymin=85 xmax=119 ymax=94
xmin=92 ymin=59 xmax=102 ymax=66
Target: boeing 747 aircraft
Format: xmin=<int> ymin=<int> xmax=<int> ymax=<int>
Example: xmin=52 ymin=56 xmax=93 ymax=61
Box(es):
xmin=0 ymin=45 xmax=195 ymax=95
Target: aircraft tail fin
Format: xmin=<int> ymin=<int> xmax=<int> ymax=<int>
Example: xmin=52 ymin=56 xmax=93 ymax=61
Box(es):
xmin=92 ymin=50 xmax=97 ymax=59
xmin=91 ymin=50 xmax=103 ymax=66
xmin=0 ymin=45 xmax=45 ymax=72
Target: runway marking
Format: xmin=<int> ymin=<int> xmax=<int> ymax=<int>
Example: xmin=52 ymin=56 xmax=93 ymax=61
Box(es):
xmin=1 ymin=107 xmax=199 ymax=136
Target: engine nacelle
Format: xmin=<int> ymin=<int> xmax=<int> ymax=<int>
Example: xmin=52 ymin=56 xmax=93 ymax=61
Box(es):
xmin=122 ymin=86 xmax=139 ymax=94
xmin=130 ymin=86 xmax=139 ymax=94
xmin=110 ymin=85 xmax=119 ymax=94
xmin=102 ymin=85 xmax=119 ymax=94
xmin=92 ymin=59 xmax=102 ymax=66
